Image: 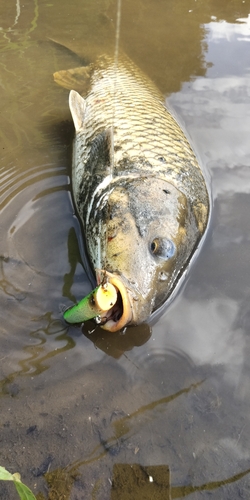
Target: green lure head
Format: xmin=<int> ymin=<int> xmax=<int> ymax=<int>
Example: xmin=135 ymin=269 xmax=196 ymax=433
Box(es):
xmin=63 ymin=283 xmax=118 ymax=324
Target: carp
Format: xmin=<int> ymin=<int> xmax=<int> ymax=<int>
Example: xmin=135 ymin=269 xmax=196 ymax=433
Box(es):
xmin=54 ymin=54 xmax=209 ymax=332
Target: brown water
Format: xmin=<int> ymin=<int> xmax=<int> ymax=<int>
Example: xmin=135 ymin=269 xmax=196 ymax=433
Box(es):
xmin=1 ymin=0 xmax=250 ymax=498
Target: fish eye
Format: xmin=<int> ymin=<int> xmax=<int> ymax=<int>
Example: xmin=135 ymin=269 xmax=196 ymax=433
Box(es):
xmin=150 ymin=237 xmax=176 ymax=260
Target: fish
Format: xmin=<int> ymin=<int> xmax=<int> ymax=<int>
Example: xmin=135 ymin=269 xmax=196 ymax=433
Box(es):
xmin=54 ymin=54 xmax=209 ymax=332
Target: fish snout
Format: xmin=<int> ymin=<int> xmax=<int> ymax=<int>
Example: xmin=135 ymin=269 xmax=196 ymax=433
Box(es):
xmin=96 ymin=270 xmax=134 ymax=332
xmin=95 ymin=269 xmax=159 ymax=332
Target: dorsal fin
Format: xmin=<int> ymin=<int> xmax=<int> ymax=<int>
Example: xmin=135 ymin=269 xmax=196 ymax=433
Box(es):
xmin=53 ymin=65 xmax=93 ymax=94
xmin=69 ymin=90 xmax=86 ymax=132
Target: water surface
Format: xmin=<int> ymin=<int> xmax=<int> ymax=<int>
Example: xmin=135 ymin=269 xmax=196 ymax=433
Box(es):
xmin=0 ymin=1 xmax=250 ymax=499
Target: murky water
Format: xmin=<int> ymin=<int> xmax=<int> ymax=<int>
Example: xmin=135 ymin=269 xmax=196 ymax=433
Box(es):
xmin=0 ymin=0 xmax=250 ymax=498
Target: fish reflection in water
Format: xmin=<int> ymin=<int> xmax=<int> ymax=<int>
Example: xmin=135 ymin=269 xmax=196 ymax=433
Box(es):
xmin=54 ymin=53 xmax=209 ymax=332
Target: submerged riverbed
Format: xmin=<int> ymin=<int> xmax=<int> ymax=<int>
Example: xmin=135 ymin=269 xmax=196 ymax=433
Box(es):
xmin=0 ymin=0 xmax=250 ymax=498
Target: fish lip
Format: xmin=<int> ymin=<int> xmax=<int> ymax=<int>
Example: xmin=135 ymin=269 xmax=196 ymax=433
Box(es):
xmin=96 ymin=270 xmax=133 ymax=332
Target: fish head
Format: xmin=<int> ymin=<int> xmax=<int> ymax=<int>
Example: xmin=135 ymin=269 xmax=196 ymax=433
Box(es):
xmin=87 ymin=177 xmax=204 ymax=332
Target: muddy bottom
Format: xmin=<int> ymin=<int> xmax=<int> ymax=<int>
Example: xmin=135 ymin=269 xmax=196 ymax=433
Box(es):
xmin=1 ymin=1 xmax=250 ymax=499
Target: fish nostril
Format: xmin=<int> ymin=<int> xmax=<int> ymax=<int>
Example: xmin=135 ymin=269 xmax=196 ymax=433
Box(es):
xmin=159 ymin=271 xmax=169 ymax=281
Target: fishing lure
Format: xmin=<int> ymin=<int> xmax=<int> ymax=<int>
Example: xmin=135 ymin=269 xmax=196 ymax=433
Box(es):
xmin=63 ymin=282 xmax=117 ymax=324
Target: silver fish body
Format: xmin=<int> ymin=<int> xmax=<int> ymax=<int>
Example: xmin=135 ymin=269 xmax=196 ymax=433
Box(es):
xmin=54 ymin=55 xmax=209 ymax=332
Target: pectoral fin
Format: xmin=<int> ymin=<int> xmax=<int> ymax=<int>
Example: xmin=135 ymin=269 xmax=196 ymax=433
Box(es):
xmin=193 ymin=202 xmax=209 ymax=234
xmin=69 ymin=90 xmax=86 ymax=132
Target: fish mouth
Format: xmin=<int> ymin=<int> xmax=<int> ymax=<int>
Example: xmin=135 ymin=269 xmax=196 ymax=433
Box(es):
xmin=96 ymin=270 xmax=133 ymax=332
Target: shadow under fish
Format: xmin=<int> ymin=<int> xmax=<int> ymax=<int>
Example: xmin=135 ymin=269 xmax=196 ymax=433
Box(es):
xmin=54 ymin=53 xmax=209 ymax=332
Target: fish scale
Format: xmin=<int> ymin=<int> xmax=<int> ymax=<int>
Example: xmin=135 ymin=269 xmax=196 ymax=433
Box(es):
xmin=72 ymin=56 xmax=206 ymax=210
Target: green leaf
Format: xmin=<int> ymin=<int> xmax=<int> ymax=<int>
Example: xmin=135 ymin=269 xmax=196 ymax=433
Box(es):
xmin=0 ymin=466 xmax=14 ymax=481
xmin=0 ymin=466 xmax=36 ymax=500
xmin=14 ymin=480 xmax=37 ymax=500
